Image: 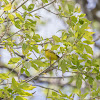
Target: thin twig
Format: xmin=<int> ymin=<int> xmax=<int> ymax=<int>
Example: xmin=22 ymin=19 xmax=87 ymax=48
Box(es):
xmin=12 ymin=0 xmax=28 ymax=12
xmin=46 ymin=89 xmax=49 ymax=100
xmin=43 ymin=7 xmax=69 ymax=18
xmin=11 ymin=0 xmax=15 ymax=4
xmin=34 ymin=84 xmax=59 ymax=93
xmin=32 ymin=50 xmax=38 ymax=59
xmin=58 ymin=69 xmax=98 ymax=75
xmin=14 ymin=51 xmax=25 ymax=59
xmin=39 ymin=76 xmax=73 ymax=78
xmin=29 ymin=0 xmax=56 ymax=14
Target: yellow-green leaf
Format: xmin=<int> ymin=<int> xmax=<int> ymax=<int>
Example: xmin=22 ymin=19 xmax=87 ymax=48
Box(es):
xmin=76 ymin=74 xmax=82 ymax=88
xmin=8 ymin=13 xmax=14 ymax=21
xmin=8 ymin=57 xmax=21 ymax=64
xmin=22 ymin=43 xmax=29 ymax=55
xmin=15 ymin=96 xmax=27 ymax=100
xmin=84 ymin=45 xmax=93 ymax=55
xmin=0 ymin=73 xmax=9 ymax=79
xmin=52 ymin=35 xmax=60 ymax=42
xmin=16 ymin=90 xmax=32 ymax=96
xmin=3 ymin=0 xmax=9 ymax=4
xmin=51 ymin=45 xmax=60 ymax=50
xmin=15 ymin=13 xmax=24 ymax=21
xmin=11 ymin=78 xmax=19 ymax=89
xmin=4 ymin=3 xmax=12 ymax=11
xmin=22 ymin=84 xmax=36 ymax=90
xmin=42 ymin=0 xmax=48 ymax=3
xmin=31 ymin=62 xmax=38 ymax=70
xmin=0 ymin=18 xmax=4 ymax=23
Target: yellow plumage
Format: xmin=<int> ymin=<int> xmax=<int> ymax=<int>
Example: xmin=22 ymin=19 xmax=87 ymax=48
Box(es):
xmin=44 ymin=49 xmax=59 ymax=60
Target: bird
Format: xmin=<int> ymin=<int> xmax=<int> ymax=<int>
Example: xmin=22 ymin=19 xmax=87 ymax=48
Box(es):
xmin=44 ymin=49 xmax=60 ymax=61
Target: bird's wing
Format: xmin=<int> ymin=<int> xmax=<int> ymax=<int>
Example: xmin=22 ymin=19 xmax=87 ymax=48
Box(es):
xmin=49 ymin=50 xmax=60 ymax=58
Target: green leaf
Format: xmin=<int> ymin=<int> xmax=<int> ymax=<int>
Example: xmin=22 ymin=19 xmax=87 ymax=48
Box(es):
xmin=58 ymin=59 xmax=67 ymax=73
xmin=52 ymin=91 xmax=57 ymax=96
xmin=51 ymin=45 xmax=60 ymax=50
xmin=28 ymin=4 xmax=34 ymax=11
xmin=8 ymin=57 xmax=21 ymax=64
xmin=52 ymin=35 xmax=60 ymax=42
xmin=35 ymin=15 xmax=40 ymax=19
xmin=23 ymin=12 xmax=27 ymax=18
xmin=84 ymin=45 xmax=93 ymax=55
xmin=15 ymin=96 xmax=27 ymax=100
xmin=71 ymin=16 xmax=77 ymax=23
xmin=21 ymin=83 xmax=36 ymax=90
xmin=22 ymin=5 xmax=27 ymax=10
xmin=76 ymin=74 xmax=82 ymax=88
xmin=83 ymin=40 xmax=94 ymax=44
xmin=79 ymin=23 xmax=89 ymax=32
xmin=81 ymin=54 xmax=92 ymax=59
xmin=0 ymin=73 xmax=9 ymax=79
xmin=88 ymin=76 xmax=93 ymax=85
xmin=32 ymin=45 xmax=39 ymax=53
xmin=33 ymin=60 xmax=45 ymax=67
xmin=83 ymin=31 xmax=94 ymax=40
xmin=0 ymin=18 xmax=4 ymax=23
xmin=76 ymin=43 xmax=84 ymax=53
xmin=79 ymin=14 xmax=86 ymax=17
xmin=72 ymin=54 xmax=79 ymax=66
xmin=15 ymin=13 xmax=24 ymax=21
xmin=14 ymin=20 xmax=21 ymax=29
xmin=67 ymin=37 xmax=75 ymax=43
xmin=22 ymin=43 xmax=29 ymax=55
xmin=21 ymin=68 xmax=25 ymax=74
xmin=67 ymin=45 xmax=73 ymax=53
xmin=31 ymin=62 xmax=38 ymax=70
xmin=3 ymin=0 xmax=9 ymax=4
xmin=25 ymin=70 xmax=30 ymax=76
xmin=81 ymin=92 xmax=88 ymax=99
xmin=42 ymin=0 xmax=48 ymax=3
xmin=16 ymin=90 xmax=32 ymax=96
xmin=32 ymin=34 xmax=41 ymax=42
xmin=93 ymin=80 xmax=97 ymax=90
xmin=8 ymin=13 xmax=14 ymax=21
xmin=27 ymin=19 xmax=36 ymax=24
xmin=11 ymin=78 xmax=19 ymax=89
xmin=79 ymin=19 xmax=84 ymax=24
xmin=24 ymin=62 xmax=31 ymax=69
xmin=4 ymin=3 xmax=11 ymax=11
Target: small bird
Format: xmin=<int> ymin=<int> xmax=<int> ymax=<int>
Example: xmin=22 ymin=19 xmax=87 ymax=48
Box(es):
xmin=44 ymin=49 xmax=59 ymax=60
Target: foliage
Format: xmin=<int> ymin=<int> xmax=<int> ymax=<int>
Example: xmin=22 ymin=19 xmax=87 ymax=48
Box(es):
xmin=0 ymin=0 xmax=100 ymax=100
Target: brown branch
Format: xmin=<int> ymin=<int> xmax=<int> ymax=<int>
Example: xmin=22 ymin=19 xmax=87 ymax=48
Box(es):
xmin=14 ymin=51 xmax=25 ymax=59
xmin=11 ymin=0 xmax=15 ymax=4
